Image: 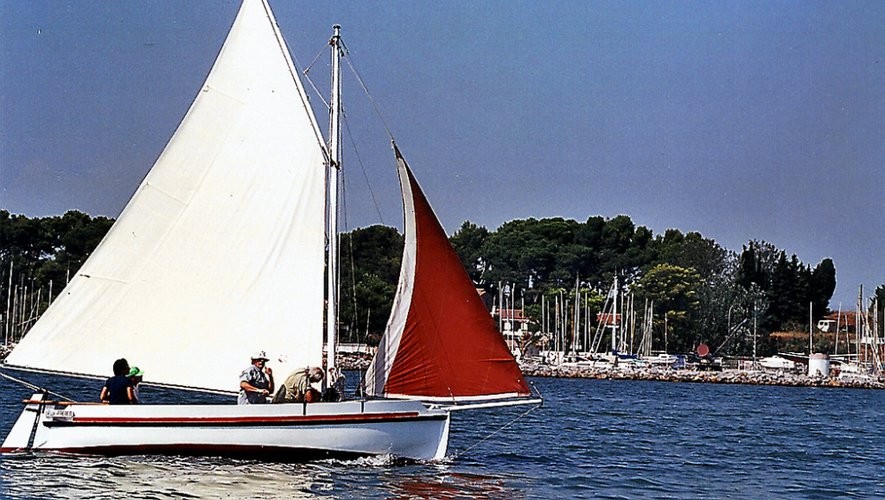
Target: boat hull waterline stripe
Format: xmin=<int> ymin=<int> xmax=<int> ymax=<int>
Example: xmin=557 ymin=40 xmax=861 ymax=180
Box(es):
xmin=0 ymin=445 xmax=372 ymax=461
xmin=42 ymin=411 xmax=446 ymax=428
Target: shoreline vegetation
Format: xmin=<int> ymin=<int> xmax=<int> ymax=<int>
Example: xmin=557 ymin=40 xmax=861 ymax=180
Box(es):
xmin=332 ymin=352 xmax=885 ymax=391
xmin=1 ymin=346 xmax=881 ymax=390
xmin=7 ymin=210 xmax=876 ymax=365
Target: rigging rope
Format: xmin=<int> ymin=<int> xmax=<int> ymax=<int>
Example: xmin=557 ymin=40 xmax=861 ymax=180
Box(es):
xmin=299 ymin=32 xmax=388 ymax=226
xmin=0 ymin=369 xmax=73 ymax=402
xmin=339 ymin=39 xmax=395 ymax=142
xmin=342 ymin=117 xmax=385 ymax=225
xmin=590 ymin=282 xmax=617 ymax=354
xmin=290 ymin=32 xmax=390 ymax=379
xmin=334 ymin=35 xmax=390 ymax=348
xmin=299 ymin=44 xmax=331 ymax=110
xmin=450 ymin=394 xmax=544 ymax=460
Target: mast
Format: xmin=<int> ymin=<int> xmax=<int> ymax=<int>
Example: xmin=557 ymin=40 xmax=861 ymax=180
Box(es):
xmin=497 ymin=281 xmax=503 ymax=333
xmin=4 ymin=261 xmax=11 ymax=345
xmin=856 ymin=287 xmax=860 ymax=361
xmin=835 ymin=303 xmax=841 ymax=355
xmin=753 ymin=300 xmax=757 ymax=366
xmin=573 ymin=276 xmax=579 ymax=352
xmin=808 ymin=301 xmax=813 ymax=354
xmin=327 ymin=25 xmax=342 ymax=374
xmin=611 ymin=276 xmax=618 ymax=352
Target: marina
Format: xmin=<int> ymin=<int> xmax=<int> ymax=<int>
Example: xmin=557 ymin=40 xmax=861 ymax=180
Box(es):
xmin=331 ymin=351 xmax=885 ymax=390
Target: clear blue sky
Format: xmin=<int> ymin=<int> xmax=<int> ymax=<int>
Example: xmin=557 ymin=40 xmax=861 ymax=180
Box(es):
xmin=1 ymin=0 xmax=882 ymax=310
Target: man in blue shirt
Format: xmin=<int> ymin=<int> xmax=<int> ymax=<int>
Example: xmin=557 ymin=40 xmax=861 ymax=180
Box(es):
xmin=238 ymin=351 xmax=274 ymax=404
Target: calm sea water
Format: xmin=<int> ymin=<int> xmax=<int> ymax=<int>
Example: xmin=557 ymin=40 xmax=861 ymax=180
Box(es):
xmin=0 ymin=372 xmax=882 ymax=499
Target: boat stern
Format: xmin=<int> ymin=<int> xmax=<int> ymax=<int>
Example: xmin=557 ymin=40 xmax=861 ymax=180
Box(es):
xmin=0 ymin=393 xmax=47 ymax=453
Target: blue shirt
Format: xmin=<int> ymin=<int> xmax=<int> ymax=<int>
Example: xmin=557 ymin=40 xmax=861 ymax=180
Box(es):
xmin=103 ymin=375 xmax=134 ymax=404
xmin=238 ymin=365 xmax=271 ymax=405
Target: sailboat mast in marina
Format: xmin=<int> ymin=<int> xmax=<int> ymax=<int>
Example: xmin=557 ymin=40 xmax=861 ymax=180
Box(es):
xmin=0 ymin=0 xmax=539 ymax=461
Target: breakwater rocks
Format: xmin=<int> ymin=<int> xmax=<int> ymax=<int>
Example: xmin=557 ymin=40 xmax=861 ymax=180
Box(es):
xmin=336 ymin=352 xmax=883 ymax=389
xmin=337 ymin=352 xmax=373 ymax=371
xmin=520 ymin=364 xmax=885 ymax=390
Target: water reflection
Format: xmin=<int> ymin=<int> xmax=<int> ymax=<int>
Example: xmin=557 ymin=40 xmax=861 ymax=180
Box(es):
xmin=384 ymin=468 xmax=521 ymax=499
xmin=0 ymin=454 xmax=330 ymax=499
xmin=0 ymin=452 xmax=529 ymax=500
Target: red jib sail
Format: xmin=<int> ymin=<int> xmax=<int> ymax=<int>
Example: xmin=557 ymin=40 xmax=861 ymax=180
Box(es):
xmin=364 ymin=145 xmax=531 ymax=402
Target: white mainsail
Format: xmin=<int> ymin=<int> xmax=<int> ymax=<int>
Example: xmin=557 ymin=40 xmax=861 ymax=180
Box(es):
xmin=5 ymin=0 xmax=328 ymax=393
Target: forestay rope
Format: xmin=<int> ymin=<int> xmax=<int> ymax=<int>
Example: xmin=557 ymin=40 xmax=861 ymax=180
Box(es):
xmin=449 ymin=382 xmax=545 ymax=459
xmin=340 ymin=41 xmax=395 ymax=143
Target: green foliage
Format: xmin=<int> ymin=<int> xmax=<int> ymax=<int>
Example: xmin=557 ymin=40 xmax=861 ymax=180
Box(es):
xmin=482 ymin=218 xmax=581 ymax=287
xmin=480 ymin=216 xmax=656 ymax=291
xmin=1 ymin=210 xmax=113 ymax=340
xmin=737 ymin=240 xmax=836 ymax=332
xmin=811 ymin=259 xmax=836 ymax=317
xmin=450 ymin=221 xmax=489 ymax=283
xmin=872 ymin=285 xmax=885 ymax=331
xmin=3 ymin=209 xmax=842 ymax=357
xmin=654 ymin=230 xmax=727 ymax=278
xmin=633 ymin=263 xmax=702 ymax=353
xmin=337 ymin=225 xmax=403 ymax=344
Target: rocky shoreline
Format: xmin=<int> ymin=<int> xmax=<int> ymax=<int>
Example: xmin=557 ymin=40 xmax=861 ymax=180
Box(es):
xmin=520 ymin=363 xmax=885 ymax=390
xmin=335 ymin=352 xmax=885 ymax=390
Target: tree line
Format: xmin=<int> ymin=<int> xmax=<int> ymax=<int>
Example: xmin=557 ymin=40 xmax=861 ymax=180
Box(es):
xmin=3 ymin=209 xmax=881 ymax=358
xmin=1 ymin=210 xmax=113 ymax=341
xmin=341 ymin=215 xmax=849 ymax=357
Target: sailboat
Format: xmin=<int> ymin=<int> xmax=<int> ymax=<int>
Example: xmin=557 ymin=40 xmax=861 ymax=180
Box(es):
xmin=0 ymin=0 xmax=538 ymax=461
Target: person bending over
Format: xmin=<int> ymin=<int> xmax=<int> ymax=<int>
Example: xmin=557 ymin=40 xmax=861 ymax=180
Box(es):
xmin=272 ymin=366 xmax=324 ymax=403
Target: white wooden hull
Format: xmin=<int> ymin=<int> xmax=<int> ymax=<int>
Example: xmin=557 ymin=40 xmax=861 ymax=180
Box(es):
xmin=1 ymin=394 xmax=450 ymax=461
